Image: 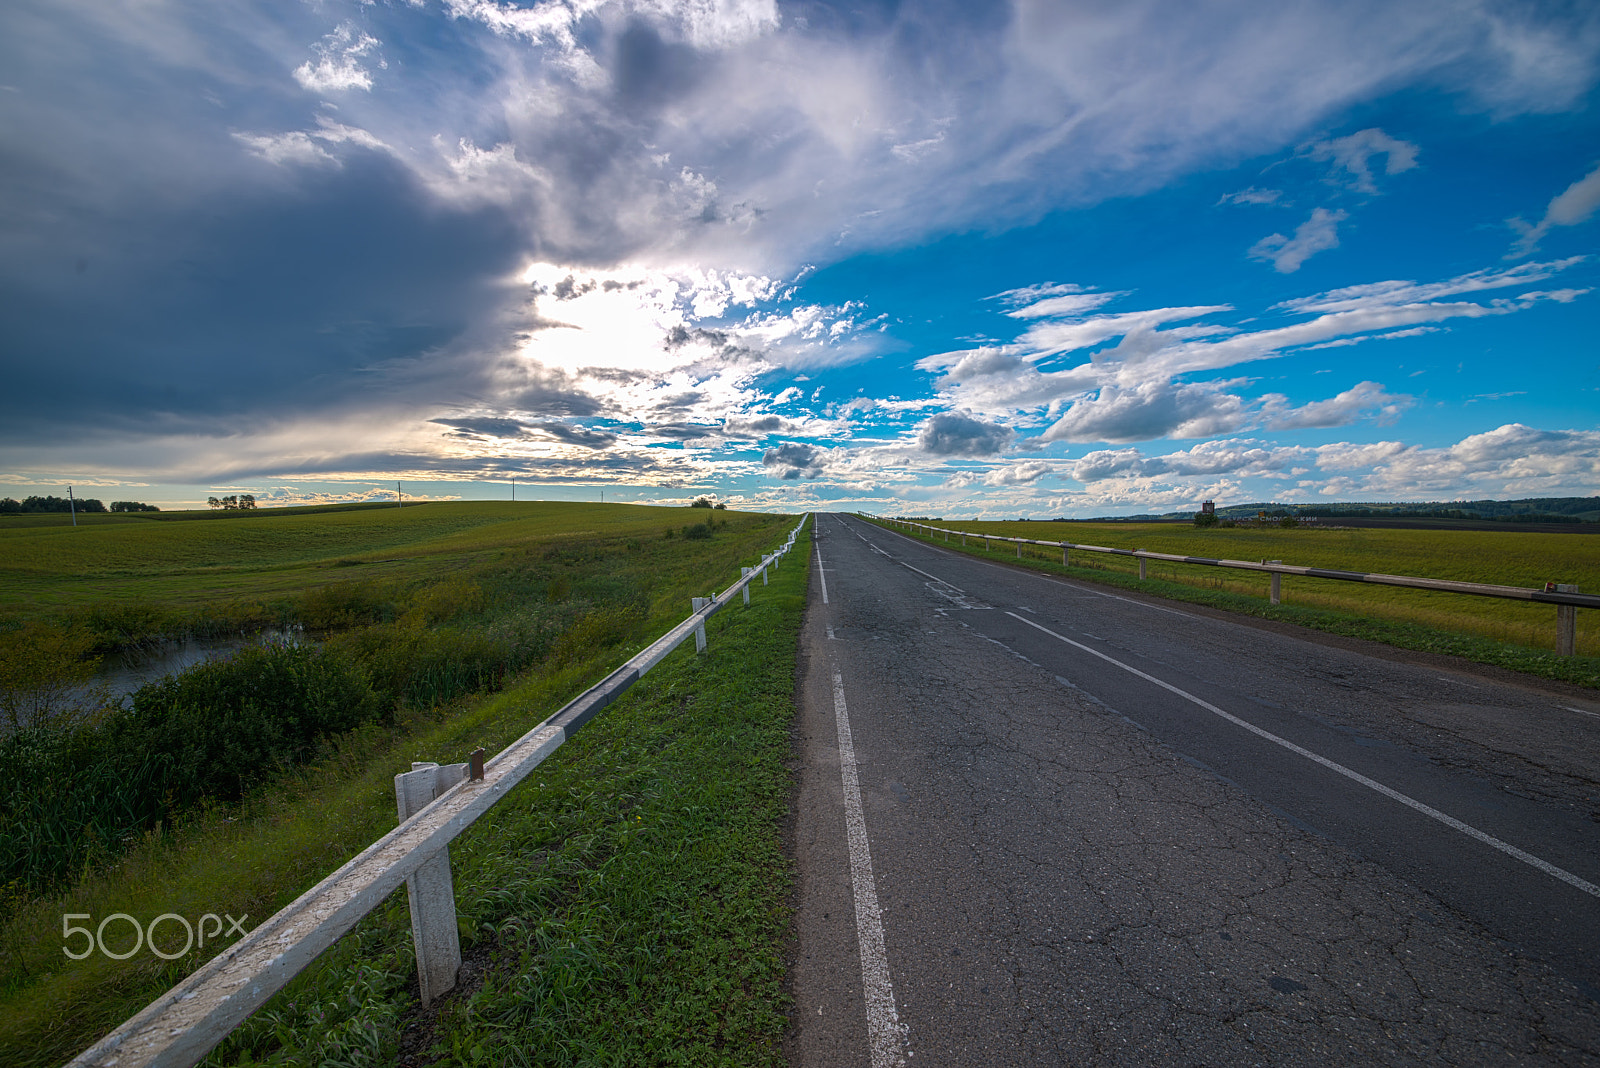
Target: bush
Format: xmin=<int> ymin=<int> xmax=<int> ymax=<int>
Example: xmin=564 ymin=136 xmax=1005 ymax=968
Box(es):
xmin=1193 ymin=511 xmax=1218 ymax=528
xmin=683 ymin=523 xmax=712 ymax=540
xmin=300 ymin=581 xmax=391 ymax=630
xmin=690 ymin=497 xmax=714 ymax=509
xmin=0 ymin=643 xmax=383 ymax=893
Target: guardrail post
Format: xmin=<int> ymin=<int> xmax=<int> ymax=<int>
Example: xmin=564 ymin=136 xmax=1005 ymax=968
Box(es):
xmin=1269 ymin=562 xmax=1283 ymax=605
xmin=394 ymin=761 xmax=468 ymax=1005
xmin=1138 ymin=556 xmax=1147 ymax=580
xmin=1557 ymin=584 xmax=1578 ymax=655
xmin=692 ymin=597 xmax=709 ymax=651
xmin=741 ymin=568 xmax=752 ymax=604
xmin=961 ymin=533 xmax=966 ymax=546
xmin=1062 ymin=545 xmax=1068 ymax=567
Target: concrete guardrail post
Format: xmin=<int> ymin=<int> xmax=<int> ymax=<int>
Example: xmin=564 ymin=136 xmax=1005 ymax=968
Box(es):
xmin=741 ymin=568 xmax=752 ymax=604
xmin=692 ymin=597 xmax=709 ymax=651
xmin=1556 ymin=584 xmax=1578 ymax=655
xmin=1269 ymin=561 xmax=1283 ymax=605
xmin=1062 ymin=545 xmax=1069 ymax=567
xmin=1138 ymin=556 xmax=1147 ymax=581
xmin=394 ymin=761 xmax=469 ymax=1005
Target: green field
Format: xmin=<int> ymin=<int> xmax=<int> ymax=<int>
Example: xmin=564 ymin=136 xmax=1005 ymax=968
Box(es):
xmin=0 ymin=501 xmax=723 ymax=625
xmin=879 ymin=518 xmax=1600 ymax=667
xmin=0 ymin=502 xmax=806 ymax=1066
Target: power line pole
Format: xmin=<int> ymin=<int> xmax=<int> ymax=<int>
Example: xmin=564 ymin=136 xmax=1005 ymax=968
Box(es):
xmin=68 ymin=485 xmax=76 ymax=527
xmin=397 ymin=481 xmax=402 ymax=509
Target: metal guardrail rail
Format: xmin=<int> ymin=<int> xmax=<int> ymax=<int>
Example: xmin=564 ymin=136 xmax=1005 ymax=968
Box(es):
xmin=866 ymin=515 xmax=1594 ymax=655
xmin=70 ymin=514 xmax=811 ymax=1068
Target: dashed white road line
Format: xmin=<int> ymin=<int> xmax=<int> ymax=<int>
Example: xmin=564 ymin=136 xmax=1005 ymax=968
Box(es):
xmin=815 ymin=543 xmax=831 ymax=605
xmin=831 ymin=669 xmax=909 ymax=1068
xmin=1006 ymin=610 xmax=1600 ymax=901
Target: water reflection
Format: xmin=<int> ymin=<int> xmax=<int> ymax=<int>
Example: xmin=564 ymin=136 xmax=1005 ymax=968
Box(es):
xmin=83 ymin=628 xmax=308 ymax=702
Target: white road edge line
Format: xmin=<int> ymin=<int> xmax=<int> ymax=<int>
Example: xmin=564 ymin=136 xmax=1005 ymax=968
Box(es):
xmin=832 ymin=669 xmax=910 ymax=1068
xmin=1005 ymin=611 xmax=1600 ymax=901
xmin=816 ymin=543 xmax=830 ymax=605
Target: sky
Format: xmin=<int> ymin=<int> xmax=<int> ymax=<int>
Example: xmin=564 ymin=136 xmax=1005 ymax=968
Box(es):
xmin=1 ymin=0 xmax=1598 ymax=517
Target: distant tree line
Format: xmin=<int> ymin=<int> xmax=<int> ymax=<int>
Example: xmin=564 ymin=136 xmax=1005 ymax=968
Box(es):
xmin=111 ymin=501 xmax=160 ymax=512
xmin=0 ymin=495 xmax=108 ymax=514
xmin=207 ymin=494 xmax=257 ymax=510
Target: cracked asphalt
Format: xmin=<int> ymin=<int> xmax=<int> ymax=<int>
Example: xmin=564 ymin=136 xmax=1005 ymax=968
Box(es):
xmin=786 ymin=513 xmax=1600 ymax=1067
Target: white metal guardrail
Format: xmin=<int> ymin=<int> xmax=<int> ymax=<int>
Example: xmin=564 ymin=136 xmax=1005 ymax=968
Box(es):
xmin=69 ymin=514 xmax=810 ymax=1068
xmin=867 ymin=515 xmax=1596 ymax=656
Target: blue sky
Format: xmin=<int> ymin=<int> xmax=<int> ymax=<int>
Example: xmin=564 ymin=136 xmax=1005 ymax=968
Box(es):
xmin=1 ymin=0 xmax=1597 ymax=516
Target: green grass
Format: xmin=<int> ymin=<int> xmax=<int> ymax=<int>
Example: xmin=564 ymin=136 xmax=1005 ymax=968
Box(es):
xmin=0 ymin=510 xmax=806 ymax=1067
xmin=876 ymin=518 xmax=1600 ymax=687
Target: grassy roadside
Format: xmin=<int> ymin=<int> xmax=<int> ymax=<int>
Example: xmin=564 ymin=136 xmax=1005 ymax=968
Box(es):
xmin=0 ymin=518 xmax=809 ymax=1067
xmin=868 ymin=517 xmax=1600 ymax=690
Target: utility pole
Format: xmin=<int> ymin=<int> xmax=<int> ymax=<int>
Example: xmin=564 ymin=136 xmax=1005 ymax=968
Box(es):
xmin=397 ymin=481 xmax=402 ymax=509
xmin=68 ymin=485 xmax=76 ymax=527
xmin=512 ymin=477 xmax=515 ymax=502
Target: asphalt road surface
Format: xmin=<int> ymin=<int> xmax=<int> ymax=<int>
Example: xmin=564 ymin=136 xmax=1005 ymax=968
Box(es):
xmin=787 ymin=512 xmax=1600 ymax=1067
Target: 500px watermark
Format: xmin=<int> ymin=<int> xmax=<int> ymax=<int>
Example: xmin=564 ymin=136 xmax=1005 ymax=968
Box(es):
xmin=62 ymin=912 xmax=252 ymax=960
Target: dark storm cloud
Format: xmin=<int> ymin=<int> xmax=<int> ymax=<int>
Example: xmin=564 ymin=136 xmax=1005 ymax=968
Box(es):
xmin=431 ymin=417 xmax=533 ymax=440
xmin=917 ymin=411 xmax=1014 ymax=456
xmin=535 ymin=423 xmax=618 ymax=449
xmin=649 ymin=423 xmax=721 ymax=441
xmin=1 ymin=150 xmax=526 ymax=439
xmin=762 ymin=442 xmax=826 ymax=480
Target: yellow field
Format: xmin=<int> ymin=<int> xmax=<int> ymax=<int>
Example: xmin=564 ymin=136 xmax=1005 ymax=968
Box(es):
xmin=904 ymin=519 xmax=1599 ymax=658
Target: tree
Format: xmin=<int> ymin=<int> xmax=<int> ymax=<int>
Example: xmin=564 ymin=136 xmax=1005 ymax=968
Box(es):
xmin=690 ymin=497 xmax=713 ymax=508
xmin=239 ymin=494 xmax=256 ymax=510
xmin=713 ymin=501 xmax=727 ymax=510
xmin=110 ymin=501 xmax=159 ymax=512
xmin=207 ymin=497 xmax=221 ymax=510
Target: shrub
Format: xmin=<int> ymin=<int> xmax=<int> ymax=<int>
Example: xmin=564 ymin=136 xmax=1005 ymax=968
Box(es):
xmin=683 ymin=523 xmax=712 ymax=540
xmin=300 ymin=581 xmax=391 ymax=630
xmin=0 ymin=643 xmax=383 ymax=892
xmin=1193 ymin=511 xmax=1218 ymax=528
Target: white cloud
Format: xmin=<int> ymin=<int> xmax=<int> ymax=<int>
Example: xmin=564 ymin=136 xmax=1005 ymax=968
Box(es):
xmin=1043 ymin=381 xmax=1252 ymax=444
xmin=1262 ymin=381 xmax=1409 ymax=429
xmin=1276 ymin=257 xmax=1585 ymax=313
xmin=1304 ymin=127 xmax=1418 ymax=193
xmin=1317 ymin=424 xmax=1600 ymax=497
xmin=1509 ymin=161 xmax=1600 ymax=256
xmin=1218 ymin=187 xmax=1282 ymax=206
xmin=232 ymin=130 xmax=336 ymax=167
xmin=920 ymin=259 xmax=1587 ymax=449
xmin=1248 ymin=207 xmax=1347 ymax=273
xmin=293 ymin=22 xmax=382 ymax=93
xmin=983 ymin=461 xmax=1053 ymax=486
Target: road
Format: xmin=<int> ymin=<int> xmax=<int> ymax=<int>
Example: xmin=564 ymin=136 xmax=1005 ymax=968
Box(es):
xmin=787 ymin=512 xmax=1600 ymax=1067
